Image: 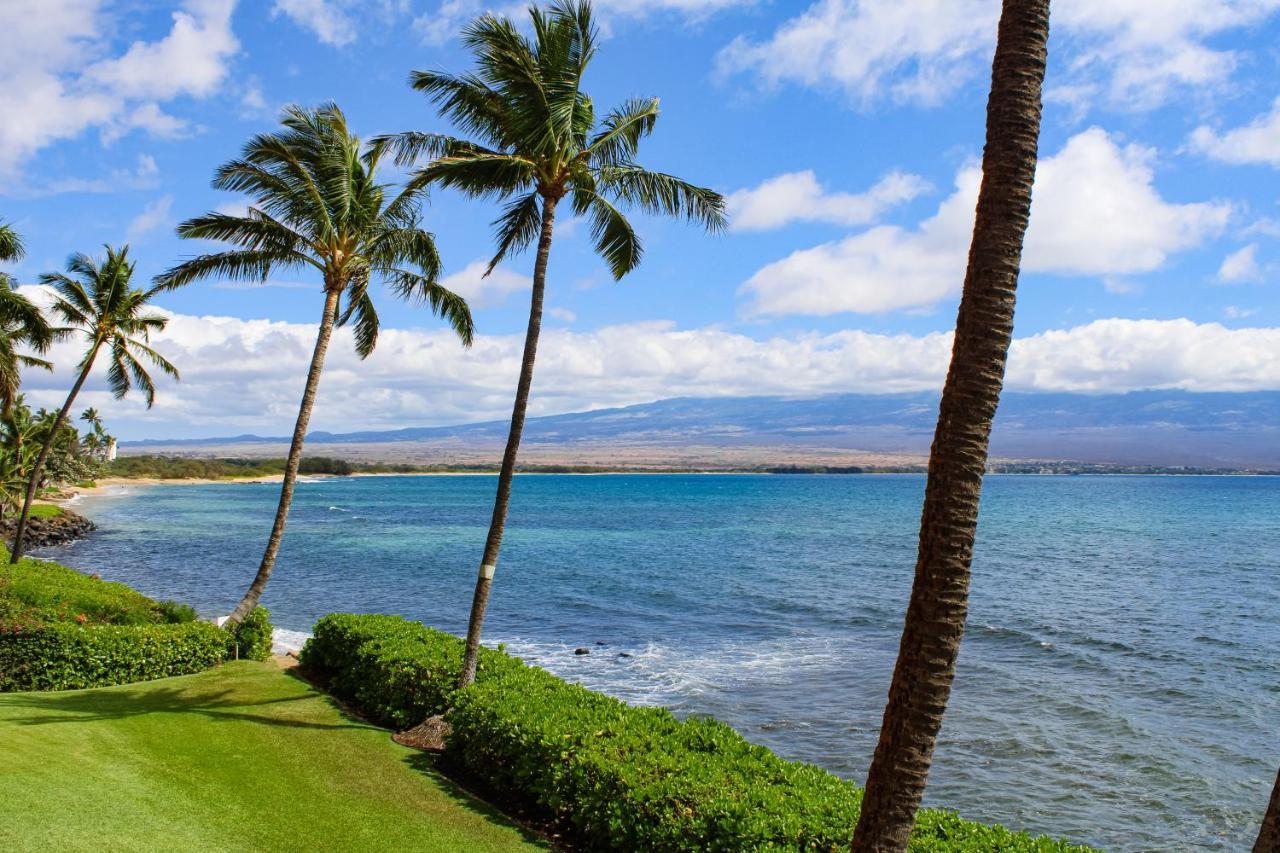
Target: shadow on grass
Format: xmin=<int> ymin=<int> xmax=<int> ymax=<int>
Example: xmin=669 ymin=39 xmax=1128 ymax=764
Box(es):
xmin=402 ymin=751 xmax=555 ymax=850
xmin=0 ymin=676 xmax=368 ymax=731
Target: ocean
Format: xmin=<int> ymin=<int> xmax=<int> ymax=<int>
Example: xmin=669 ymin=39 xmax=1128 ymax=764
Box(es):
xmin=46 ymin=473 xmax=1280 ymax=850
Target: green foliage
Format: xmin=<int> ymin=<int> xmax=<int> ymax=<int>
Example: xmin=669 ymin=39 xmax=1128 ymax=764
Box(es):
xmin=300 ymin=613 xmax=1094 ymax=852
xmin=0 ymin=554 xmax=226 ymax=691
xmin=226 ymin=607 xmax=273 ymax=661
xmin=0 ymin=555 xmax=167 ymax=626
xmin=156 ymin=599 xmax=198 ymax=624
xmin=107 ymin=454 xmax=367 ymax=480
xmin=0 ymin=620 xmax=227 ymax=691
xmin=300 ymin=613 xmax=520 ymax=729
xmin=26 ymin=504 xmax=64 ymax=519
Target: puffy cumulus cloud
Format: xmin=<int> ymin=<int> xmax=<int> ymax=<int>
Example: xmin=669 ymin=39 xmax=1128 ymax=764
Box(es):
xmin=15 ymin=292 xmax=1280 ymax=439
xmin=439 ymin=260 xmax=532 ymax=308
xmin=1190 ymin=97 xmax=1280 ymax=168
xmin=1006 ymin=318 xmax=1280 ymax=393
xmin=739 ymin=128 xmax=1231 ymax=316
xmin=1218 ymin=244 xmax=1262 ymax=283
xmin=718 ymin=0 xmax=1280 ymax=111
xmin=726 ymin=170 xmax=929 ymax=231
xmin=0 ymin=0 xmax=238 ymax=177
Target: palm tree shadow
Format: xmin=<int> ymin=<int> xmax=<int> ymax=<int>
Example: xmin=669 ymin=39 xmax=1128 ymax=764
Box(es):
xmin=1 ymin=676 xmax=368 ymax=731
xmin=401 ymin=751 xmax=555 ymax=849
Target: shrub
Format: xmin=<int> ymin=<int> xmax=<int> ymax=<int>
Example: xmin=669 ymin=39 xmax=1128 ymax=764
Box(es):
xmin=156 ymin=599 xmax=199 ymax=624
xmin=0 ymin=621 xmax=228 ymax=691
xmin=299 ymin=613 xmax=520 ymax=728
xmin=1 ymin=554 xmax=229 ymax=691
xmin=0 ymin=557 xmax=165 ymax=626
xmin=226 ymin=607 xmax=273 ymax=661
xmin=300 ymin=614 xmax=1094 ymax=852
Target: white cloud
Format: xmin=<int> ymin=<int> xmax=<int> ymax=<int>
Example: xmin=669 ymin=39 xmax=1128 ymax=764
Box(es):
xmin=547 ymin=307 xmax=577 ymax=323
xmin=740 ymin=128 xmax=1232 ymax=316
xmin=1224 ymin=305 xmax=1257 ymax=319
xmin=727 ymin=170 xmax=929 ymax=231
xmin=15 ymin=296 xmax=1280 ymax=438
xmin=718 ymin=0 xmax=995 ymax=106
xmin=126 ymin=195 xmax=174 ymax=242
xmin=272 ymin=0 xmax=357 ymax=47
xmin=718 ymin=0 xmax=1280 ymax=111
xmin=0 ymin=0 xmax=238 ymax=177
xmin=439 ymin=259 xmax=531 ymax=308
xmin=1218 ymin=244 xmax=1263 ymax=283
xmin=1190 ymin=97 xmax=1280 ymax=168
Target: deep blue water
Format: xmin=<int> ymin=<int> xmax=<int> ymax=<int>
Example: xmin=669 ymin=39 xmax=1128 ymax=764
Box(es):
xmin=46 ymin=474 xmax=1280 ymax=851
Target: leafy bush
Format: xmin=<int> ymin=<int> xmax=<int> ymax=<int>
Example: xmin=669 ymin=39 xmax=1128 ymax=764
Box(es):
xmin=0 ymin=556 xmax=166 ymax=626
xmin=300 ymin=614 xmax=1094 ymax=852
xmin=156 ymin=599 xmax=199 ymax=624
xmin=0 ymin=621 xmax=227 ymax=691
xmin=226 ymin=607 xmax=273 ymax=661
xmin=300 ymin=613 xmax=520 ymax=728
xmin=1 ymin=554 xmax=228 ymax=691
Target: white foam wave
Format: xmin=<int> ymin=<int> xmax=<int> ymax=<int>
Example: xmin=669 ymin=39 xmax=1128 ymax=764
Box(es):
xmin=494 ymin=635 xmax=846 ymax=707
xmin=273 ymin=628 xmax=312 ymax=655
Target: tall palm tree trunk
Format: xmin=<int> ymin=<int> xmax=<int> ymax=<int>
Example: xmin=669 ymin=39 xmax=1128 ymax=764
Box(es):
xmin=459 ymin=195 xmax=558 ymax=688
xmin=9 ymin=342 xmax=103 ymax=563
xmin=226 ymin=286 xmax=342 ymax=624
xmin=850 ymin=2 xmax=1050 ymax=849
xmin=1257 ymin=770 xmax=1280 ymax=852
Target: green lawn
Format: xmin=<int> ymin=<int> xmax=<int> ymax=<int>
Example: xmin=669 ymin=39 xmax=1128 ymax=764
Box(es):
xmin=0 ymin=661 xmax=544 ymax=852
xmin=28 ymin=503 xmax=65 ymax=519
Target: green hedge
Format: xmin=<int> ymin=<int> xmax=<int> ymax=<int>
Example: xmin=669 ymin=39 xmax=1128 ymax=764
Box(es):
xmin=0 ymin=620 xmax=228 ymax=691
xmin=300 ymin=613 xmax=522 ymax=728
xmin=0 ymin=554 xmax=270 ymax=691
xmin=300 ymin=614 xmax=1094 ymax=852
xmin=226 ymin=607 xmax=273 ymax=662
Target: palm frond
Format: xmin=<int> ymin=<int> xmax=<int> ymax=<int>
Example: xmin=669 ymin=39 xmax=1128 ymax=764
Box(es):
xmin=573 ymin=189 xmax=642 ymax=279
xmin=385 ymin=271 xmax=474 ymax=346
xmin=486 ymin=192 xmax=542 ymax=274
xmin=598 ymin=165 xmax=727 ymax=232
xmin=0 ymin=223 xmax=24 ymax=262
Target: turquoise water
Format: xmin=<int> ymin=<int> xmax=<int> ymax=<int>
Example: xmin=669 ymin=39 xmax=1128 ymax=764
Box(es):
xmin=49 ymin=474 xmax=1280 ymax=850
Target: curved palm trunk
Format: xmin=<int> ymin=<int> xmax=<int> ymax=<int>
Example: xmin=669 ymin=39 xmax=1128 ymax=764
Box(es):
xmin=10 ymin=342 xmax=103 ymax=563
xmin=1257 ymin=770 xmax=1280 ymax=852
xmin=226 ymin=286 xmax=341 ymax=624
xmin=850 ymin=3 xmax=1050 ymax=849
xmin=458 ymin=195 xmax=558 ymax=688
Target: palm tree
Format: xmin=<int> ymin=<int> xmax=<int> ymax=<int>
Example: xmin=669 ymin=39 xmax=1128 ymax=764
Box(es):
xmin=1258 ymin=772 xmax=1280 ymax=852
xmin=0 ymin=223 xmax=55 ymax=415
xmin=377 ymin=0 xmax=726 ymax=687
xmin=850 ymin=2 xmax=1051 ymax=849
xmin=155 ymin=103 xmax=474 ymax=626
xmin=0 ymin=284 xmax=54 ymax=417
xmin=9 ymin=245 xmax=180 ymax=562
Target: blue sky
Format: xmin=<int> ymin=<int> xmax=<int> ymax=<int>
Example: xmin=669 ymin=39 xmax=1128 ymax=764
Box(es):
xmin=1 ymin=0 xmax=1278 ymax=439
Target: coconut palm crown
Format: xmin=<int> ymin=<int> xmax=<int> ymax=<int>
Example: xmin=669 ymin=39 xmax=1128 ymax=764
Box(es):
xmin=375 ymin=0 xmax=725 ymax=280
xmin=155 ymin=103 xmax=473 ymax=354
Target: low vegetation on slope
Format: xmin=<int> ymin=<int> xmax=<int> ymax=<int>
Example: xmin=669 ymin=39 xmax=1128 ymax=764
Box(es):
xmin=0 ymin=661 xmax=541 ymax=852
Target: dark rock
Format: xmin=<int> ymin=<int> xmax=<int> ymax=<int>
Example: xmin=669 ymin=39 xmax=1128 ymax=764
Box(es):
xmin=0 ymin=507 xmax=96 ymax=549
xmin=594 ymin=641 xmax=607 ymax=646
xmin=617 ymin=652 xmax=632 ymax=658
xmin=573 ymin=647 xmax=591 ymax=655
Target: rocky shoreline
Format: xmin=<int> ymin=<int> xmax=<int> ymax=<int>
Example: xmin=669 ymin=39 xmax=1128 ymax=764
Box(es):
xmin=0 ymin=508 xmax=96 ymax=548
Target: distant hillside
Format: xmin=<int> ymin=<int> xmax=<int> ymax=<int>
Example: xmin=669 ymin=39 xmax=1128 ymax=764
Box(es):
xmin=125 ymin=390 xmax=1280 ymax=468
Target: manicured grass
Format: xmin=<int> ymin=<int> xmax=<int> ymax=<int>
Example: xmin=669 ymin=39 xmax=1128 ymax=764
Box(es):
xmin=27 ymin=503 xmax=65 ymax=519
xmin=0 ymin=661 xmax=543 ymax=852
